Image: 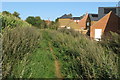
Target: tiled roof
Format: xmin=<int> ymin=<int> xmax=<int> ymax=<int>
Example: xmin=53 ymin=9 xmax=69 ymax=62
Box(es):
xmin=73 ymin=17 xmax=81 ymax=20
xmin=59 ymin=14 xmax=72 ymax=19
xmin=78 ymin=13 xmax=89 ymax=29
xmin=90 ymin=11 xmax=120 ymax=38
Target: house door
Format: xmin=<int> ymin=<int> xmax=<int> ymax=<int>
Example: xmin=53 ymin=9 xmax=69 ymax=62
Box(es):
xmin=95 ymin=29 xmax=102 ymax=41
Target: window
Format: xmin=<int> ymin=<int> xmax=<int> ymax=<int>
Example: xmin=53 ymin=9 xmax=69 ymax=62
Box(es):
xmin=87 ymin=22 xmax=90 ymax=26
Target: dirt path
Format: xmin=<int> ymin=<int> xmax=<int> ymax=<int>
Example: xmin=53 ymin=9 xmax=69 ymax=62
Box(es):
xmin=50 ymin=47 xmax=62 ymax=78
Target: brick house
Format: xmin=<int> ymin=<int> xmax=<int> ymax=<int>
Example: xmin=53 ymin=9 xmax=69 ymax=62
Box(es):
xmin=58 ymin=14 xmax=80 ymax=30
xmin=90 ymin=11 xmax=120 ymax=41
xmin=58 ymin=14 xmax=90 ymax=34
xmin=58 ymin=11 xmax=120 ymax=41
xmin=89 ymin=14 xmax=98 ymax=26
xmin=78 ymin=13 xmax=91 ymax=30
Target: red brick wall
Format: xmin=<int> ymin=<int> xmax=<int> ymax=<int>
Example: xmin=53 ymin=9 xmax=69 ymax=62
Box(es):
xmin=90 ymin=14 xmax=109 ymax=38
xmin=104 ymin=13 xmax=119 ymax=35
xmin=90 ymin=12 xmax=120 ymax=39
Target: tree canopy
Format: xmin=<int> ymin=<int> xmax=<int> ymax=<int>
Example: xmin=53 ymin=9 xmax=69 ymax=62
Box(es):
xmin=12 ymin=11 xmax=20 ymax=19
xmin=2 ymin=11 xmax=21 ymax=19
xmin=1 ymin=11 xmax=59 ymax=29
xmin=25 ymin=16 xmax=47 ymax=29
xmin=2 ymin=11 xmax=11 ymax=15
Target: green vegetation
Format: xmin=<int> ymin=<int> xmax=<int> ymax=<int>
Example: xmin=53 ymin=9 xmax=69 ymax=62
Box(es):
xmin=101 ymin=32 xmax=120 ymax=54
xmin=48 ymin=21 xmax=59 ymax=30
xmin=43 ymin=29 xmax=119 ymax=79
xmin=25 ymin=16 xmax=47 ymax=29
xmin=25 ymin=16 xmax=59 ymax=29
xmin=2 ymin=11 xmax=20 ymax=19
xmin=1 ymin=11 xmax=120 ymax=79
xmin=0 ymin=12 xmax=31 ymax=29
xmin=12 ymin=11 xmax=21 ymax=19
xmin=2 ymin=26 xmax=41 ymax=78
xmin=10 ymin=41 xmax=56 ymax=78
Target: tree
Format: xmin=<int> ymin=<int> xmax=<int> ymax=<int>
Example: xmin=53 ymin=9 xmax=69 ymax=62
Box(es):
xmin=34 ymin=16 xmax=42 ymax=28
xmin=25 ymin=16 xmax=47 ymax=29
xmin=2 ymin=11 xmax=11 ymax=15
xmin=12 ymin=11 xmax=20 ymax=19
xmin=55 ymin=18 xmax=59 ymax=22
xmin=25 ymin=16 xmax=36 ymax=25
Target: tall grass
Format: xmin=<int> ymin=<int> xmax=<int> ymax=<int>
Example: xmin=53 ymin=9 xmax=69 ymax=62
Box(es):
xmin=101 ymin=32 xmax=120 ymax=54
xmin=2 ymin=13 xmax=119 ymax=79
xmin=2 ymin=26 xmax=41 ymax=78
xmin=100 ymin=32 xmax=120 ymax=78
xmin=2 ymin=28 xmax=119 ymax=79
xmin=44 ymin=29 xmax=119 ymax=79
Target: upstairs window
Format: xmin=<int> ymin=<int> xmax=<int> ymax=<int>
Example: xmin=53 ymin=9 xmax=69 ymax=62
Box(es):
xmin=87 ymin=22 xmax=90 ymax=26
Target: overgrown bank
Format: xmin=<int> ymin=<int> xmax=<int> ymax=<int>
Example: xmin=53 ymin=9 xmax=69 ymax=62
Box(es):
xmin=1 ymin=13 xmax=120 ymax=79
xmin=2 ymin=27 xmax=120 ymax=79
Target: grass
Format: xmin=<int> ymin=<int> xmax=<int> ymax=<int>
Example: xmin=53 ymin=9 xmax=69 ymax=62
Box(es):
xmin=3 ymin=28 xmax=119 ymax=79
xmin=2 ymin=13 xmax=120 ymax=79
xmin=46 ymin=29 xmax=119 ymax=79
xmin=2 ymin=28 xmax=119 ymax=79
xmin=2 ymin=26 xmax=41 ymax=78
xmin=11 ymin=40 xmax=56 ymax=78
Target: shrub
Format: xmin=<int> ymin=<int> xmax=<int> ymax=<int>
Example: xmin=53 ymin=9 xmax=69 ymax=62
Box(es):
xmin=0 ymin=13 xmax=31 ymax=29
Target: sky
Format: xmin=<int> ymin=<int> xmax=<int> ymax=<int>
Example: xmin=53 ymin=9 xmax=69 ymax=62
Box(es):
xmin=1 ymin=2 xmax=118 ymax=21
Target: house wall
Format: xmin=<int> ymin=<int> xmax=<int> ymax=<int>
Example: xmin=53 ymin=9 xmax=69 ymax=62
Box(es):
xmin=90 ymin=12 xmax=120 ymax=39
xmin=78 ymin=14 xmax=91 ymax=30
xmin=58 ymin=18 xmax=72 ymax=28
xmin=91 ymin=21 xmax=97 ymax=26
xmin=58 ymin=18 xmax=81 ymax=30
xmin=90 ymin=12 xmax=110 ymax=38
xmin=90 ymin=25 xmax=105 ymax=39
xmin=104 ymin=14 xmax=120 ymax=35
xmin=58 ymin=14 xmax=91 ymax=35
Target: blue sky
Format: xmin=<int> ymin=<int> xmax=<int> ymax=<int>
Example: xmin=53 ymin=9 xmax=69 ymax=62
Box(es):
xmin=2 ymin=2 xmax=118 ymax=21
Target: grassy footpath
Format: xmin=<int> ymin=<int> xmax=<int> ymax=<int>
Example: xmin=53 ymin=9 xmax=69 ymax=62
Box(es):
xmin=3 ymin=28 xmax=119 ymax=79
xmin=11 ymin=39 xmax=56 ymax=78
xmin=2 ymin=12 xmax=120 ymax=79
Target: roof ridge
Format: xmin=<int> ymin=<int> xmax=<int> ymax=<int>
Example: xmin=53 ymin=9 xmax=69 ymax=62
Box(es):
xmin=90 ymin=11 xmax=112 ymax=27
xmin=105 ymin=11 xmax=113 ymax=27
